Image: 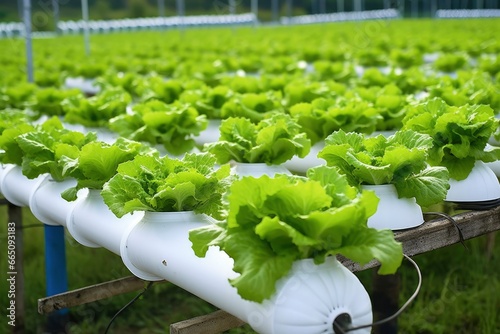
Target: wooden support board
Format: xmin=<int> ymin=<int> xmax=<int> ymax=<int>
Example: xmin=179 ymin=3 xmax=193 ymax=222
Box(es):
xmin=341 ymin=206 xmax=500 ymax=272
xmin=169 ymin=310 xmax=246 ymax=334
xmin=38 ymin=276 xmax=154 ymax=314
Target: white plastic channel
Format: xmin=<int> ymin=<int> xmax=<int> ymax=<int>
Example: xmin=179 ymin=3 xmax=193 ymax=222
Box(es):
xmin=0 ymin=164 xmax=372 ymax=334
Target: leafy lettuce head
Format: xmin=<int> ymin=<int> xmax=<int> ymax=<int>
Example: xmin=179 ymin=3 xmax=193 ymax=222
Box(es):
xmin=204 ymin=113 xmax=311 ymax=165
xmin=318 ymin=129 xmax=450 ymax=207
xmin=102 ymin=152 xmax=231 ymax=220
xmin=189 ymin=165 xmax=403 ymax=303
xmin=402 ymin=97 xmax=500 ymax=180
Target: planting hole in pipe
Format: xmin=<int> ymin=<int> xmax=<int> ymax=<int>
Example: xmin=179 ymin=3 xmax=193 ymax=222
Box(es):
xmin=333 ymin=313 xmax=352 ymax=334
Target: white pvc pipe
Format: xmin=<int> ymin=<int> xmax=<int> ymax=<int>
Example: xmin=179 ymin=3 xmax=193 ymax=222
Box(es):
xmin=121 ymin=211 xmax=372 ymax=333
xmin=66 ymin=189 xmax=143 ymax=255
xmin=1 ymin=168 xmax=373 ymax=333
xmin=193 ymin=119 xmax=221 ymax=146
xmin=0 ymin=165 xmax=45 ymax=207
xmin=282 ymin=141 xmax=325 ymax=174
xmin=29 ymin=177 xmax=78 ymax=227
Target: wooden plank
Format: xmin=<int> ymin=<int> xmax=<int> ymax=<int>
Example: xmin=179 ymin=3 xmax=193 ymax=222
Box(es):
xmin=38 ymin=276 xmax=155 ymax=314
xmin=170 ymin=310 xmax=246 ymax=334
xmin=340 ymin=206 xmax=500 ymax=272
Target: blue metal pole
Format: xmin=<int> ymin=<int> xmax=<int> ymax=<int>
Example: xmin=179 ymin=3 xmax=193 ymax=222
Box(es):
xmin=44 ymin=225 xmax=69 ymax=330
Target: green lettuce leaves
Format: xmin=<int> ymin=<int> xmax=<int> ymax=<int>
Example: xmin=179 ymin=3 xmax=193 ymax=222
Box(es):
xmin=204 ymin=113 xmax=311 ymax=165
xmin=101 ymin=152 xmax=231 ymax=220
xmin=189 ymin=166 xmax=403 ymax=303
xmin=289 ymin=97 xmax=382 ymax=144
xmin=60 ymin=137 xmax=156 ymax=201
xmin=220 ymin=91 xmax=283 ymax=123
xmin=318 ymin=129 xmax=450 ymax=207
xmin=13 ymin=117 xmax=97 ymax=180
xmin=402 ymin=97 xmax=500 ymax=180
xmin=109 ymin=99 xmax=207 ymax=156
xmin=62 ymin=87 xmax=131 ymax=127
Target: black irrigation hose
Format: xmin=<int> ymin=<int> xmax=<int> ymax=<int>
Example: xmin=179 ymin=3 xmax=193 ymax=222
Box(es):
xmin=104 ymin=281 xmax=154 ymax=334
xmin=423 ymin=212 xmax=468 ymax=250
xmin=333 ymin=254 xmax=422 ymax=334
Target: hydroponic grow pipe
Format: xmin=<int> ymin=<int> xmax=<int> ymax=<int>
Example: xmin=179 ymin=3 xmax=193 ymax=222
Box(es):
xmin=0 ymin=165 xmax=373 ymax=334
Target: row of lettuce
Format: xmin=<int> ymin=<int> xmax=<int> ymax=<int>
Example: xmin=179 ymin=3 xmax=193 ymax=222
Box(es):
xmin=1 ymin=19 xmax=500 ymax=87
xmin=1 ymin=64 xmax=500 ymax=153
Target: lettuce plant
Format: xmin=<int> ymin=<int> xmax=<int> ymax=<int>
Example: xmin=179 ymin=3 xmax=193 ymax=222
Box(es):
xmin=219 ymin=76 xmax=262 ymax=94
xmin=388 ymin=67 xmax=438 ymax=95
xmin=349 ymin=84 xmax=408 ymax=131
xmin=311 ymin=60 xmax=355 ymax=82
xmin=101 ymin=152 xmax=231 ymax=220
xmin=0 ymin=83 xmax=37 ymax=110
xmin=358 ymin=68 xmax=391 ymax=87
xmin=32 ymin=87 xmax=81 ymax=117
xmin=220 ymin=91 xmax=283 ymax=123
xmin=179 ymin=84 xmax=234 ymax=119
xmin=95 ymin=72 xmax=145 ymax=99
xmin=318 ymin=129 xmax=450 ymax=207
xmin=0 ymin=114 xmax=37 ymax=166
xmin=138 ymin=76 xmax=184 ymax=104
xmin=109 ymin=99 xmax=207 ymax=156
xmin=189 ymin=165 xmax=403 ymax=302
xmin=62 ymin=87 xmax=131 ymax=127
xmin=204 ymin=113 xmax=310 ymax=165
xmin=283 ymin=79 xmax=345 ymax=107
xmin=402 ymin=98 xmax=500 ymax=180
xmin=15 ymin=117 xmax=97 ymax=181
xmin=429 ymin=71 xmax=500 ymax=111
xmin=60 ymin=137 xmax=156 ymax=201
xmin=289 ymin=97 xmax=382 ymax=144
xmin=434 ymin=53 xmax=468 ymax=73
xmin=390 ymin=48 xmax=423 ymax=69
